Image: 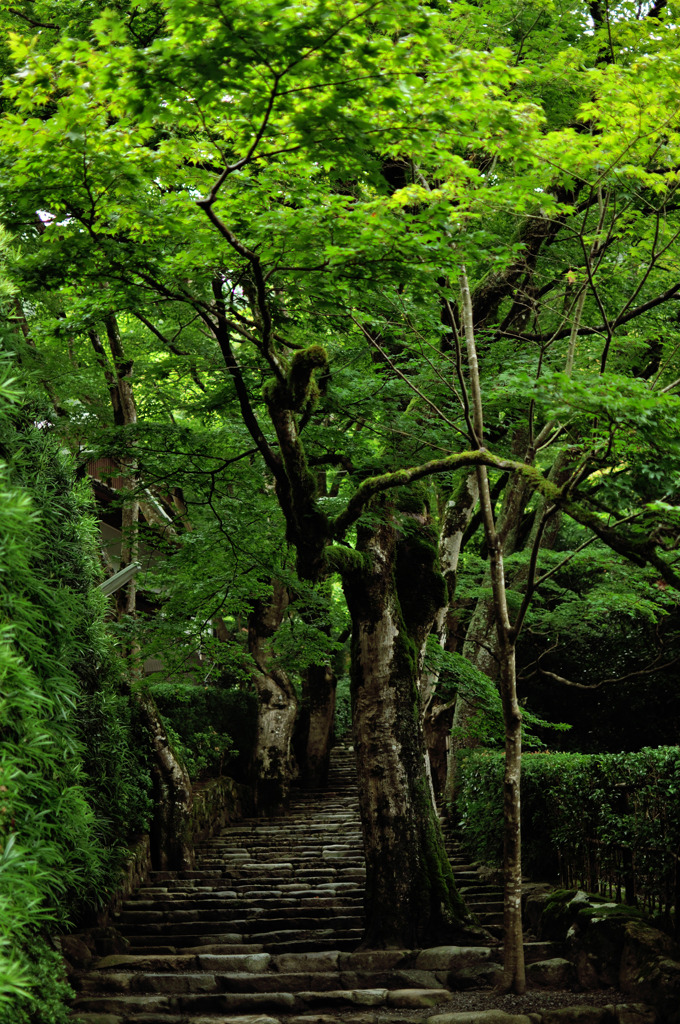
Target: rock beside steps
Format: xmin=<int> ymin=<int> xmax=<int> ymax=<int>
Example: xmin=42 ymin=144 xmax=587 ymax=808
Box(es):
xmin=70 ymin=748 xmax=651 ymax=1024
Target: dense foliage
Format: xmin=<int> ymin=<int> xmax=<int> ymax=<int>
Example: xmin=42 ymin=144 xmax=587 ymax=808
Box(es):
xmin=3 ymin=0 xmax=680 ymax=1004
xmin=148 ymin=682 xmax=257 ymax=780
xmin=0 ymin=370 xmax=153 ymax=1020
xmin=458 ymin=747 xmax=680 ymax=908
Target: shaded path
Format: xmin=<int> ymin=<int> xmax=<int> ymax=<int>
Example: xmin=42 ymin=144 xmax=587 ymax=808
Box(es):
xmin=71 ymin=747 xmax=648 ymax=1023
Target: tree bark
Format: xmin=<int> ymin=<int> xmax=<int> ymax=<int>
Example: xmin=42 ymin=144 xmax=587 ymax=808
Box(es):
xmin=423 ymin=471 xmax=479 ymax=804
xmin=342 ymin=512 xmax=474 ymax=948
xmin=445 ymin=463 xmax=531 ymax=802
xmin=460 ymin=268 xmax=526 ymax=994
xmin=89 ymin=314 xmax=194 ymax=870
xmin=248 ymin=580 xmax=298 ymax=811
xmin=497 ymin=641 xmax=524 ymax=994
xmin=135 ymin=687 xmax=195 ymax=871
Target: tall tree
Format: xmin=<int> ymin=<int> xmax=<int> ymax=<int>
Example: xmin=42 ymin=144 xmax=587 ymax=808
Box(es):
xmin=4 ymin=0 xmax=680 ymax=955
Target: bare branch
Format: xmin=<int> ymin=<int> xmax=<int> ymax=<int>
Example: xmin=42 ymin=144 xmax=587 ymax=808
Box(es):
xmin=8 ymin=7 xmax=59 ymax=28
xmin=350 ymin=315 xmax=468 ymax=442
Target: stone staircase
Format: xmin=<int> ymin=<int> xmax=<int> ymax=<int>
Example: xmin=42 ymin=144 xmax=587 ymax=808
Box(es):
xmin=441 ymin=831 xmax=562 ymax=979
xmin=71 ymin=747 xmax=644 ymax=1024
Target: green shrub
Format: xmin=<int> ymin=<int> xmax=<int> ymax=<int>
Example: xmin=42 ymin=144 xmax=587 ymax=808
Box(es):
xmin=148 ymin=682 xmax=258 ymax=780
xmin=0 ymin=374 xmax=153 ymax=1019
xmin=457 ymin=747 xmax=680 ymax=893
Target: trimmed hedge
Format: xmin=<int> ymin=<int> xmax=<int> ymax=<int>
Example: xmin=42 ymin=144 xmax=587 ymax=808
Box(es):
xmin=457 ymin=747 xmax=680 ymax=894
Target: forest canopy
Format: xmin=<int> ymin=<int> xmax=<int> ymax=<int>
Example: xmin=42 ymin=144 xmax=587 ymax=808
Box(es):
xmin=3 ymin=0 xmax=680 ymax=1007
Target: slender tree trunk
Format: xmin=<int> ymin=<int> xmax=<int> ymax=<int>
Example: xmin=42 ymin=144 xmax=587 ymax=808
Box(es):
xmin=248 ymin=580 xmax=298 ymax=811
xmin=342 ymin=513 xmax=474 ymax=948
xmin=445 ymin=462 xmax=530 ymax=801
xmin=423 ymin=471 xmax=479 ymax=802
xmin=90 ymin=315 xmax=194 ymax=870
xmin=498 ymin=642 xmax=524 ymax=993
xmin=460 ymin=268 xmax=526 ymax=994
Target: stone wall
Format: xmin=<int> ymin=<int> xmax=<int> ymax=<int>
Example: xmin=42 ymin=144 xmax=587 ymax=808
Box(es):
xmin=191 ymin=775 xmax=255 ymax=843
xmin=95 ymin=833 xmax=153 ymax=926
xmin=97 ymin=774 xmax=254 ymax=926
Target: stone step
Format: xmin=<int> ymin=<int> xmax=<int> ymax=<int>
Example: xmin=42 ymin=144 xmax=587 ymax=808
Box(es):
xmin=116 ymin=921 xmax=364 ymax=941
xmin=75 ymin=966 xmax=468 ymax=995
xmin=135 ymin=881 xmax=364 ymax=894
xmin=123 ymin=897 xmax=363 ymax=912
xmin=74 ymin=986 xmax=456 ymax=1015
xmin=120 ymin=933 xmax=364 ymax=955
xmin=461 ymin=900 xmax=504 ymax=913
xmin=118 ymin=905 xmax=363 ymax=923
xmin=520 ymin=941 xmax=565 ymax=963
xmin=72 ymin=746 xmax=589 ymax=1024
xmin=121 ymin=942 xmax=264 ymax=955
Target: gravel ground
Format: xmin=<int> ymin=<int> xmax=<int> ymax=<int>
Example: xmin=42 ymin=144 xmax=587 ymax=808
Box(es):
xmin=434 ymin=987 xmax=621 ymax=1013
xmin=279 ymin=988 xmax=626 ymax=1022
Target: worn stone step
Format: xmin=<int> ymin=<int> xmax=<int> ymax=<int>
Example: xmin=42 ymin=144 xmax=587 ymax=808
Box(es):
xmin=76 ymin=967 xmax=453 ymax=995
xmin=521 ymin=941 xmax=565 ymax=963
xmin=116 ymin=915 xmax=364 ymax=938
xmin=74 ymin=986 xmax=455 ymax=1015
xmin=461 ymin=901 xmax=504 ymax=913
xmin=124 ymin=897 xmax=363 ymax=913
xmin=255 ymin=937 xmax=362 ymax=953
xmin=118 ymin=905 xmax=362 ymax=923
xmin=74 ymin=746 xmax=587 ymax=1024
xmin=122 ymin=936 xmax=364 ymax=956
xmin=122 ymin=933 xmax=256 ymax=949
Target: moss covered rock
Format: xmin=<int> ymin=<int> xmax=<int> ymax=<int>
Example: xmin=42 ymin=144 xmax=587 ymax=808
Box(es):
xmin=525 ymin=888 xmax=680 ymax=1022
xmin=619 ymin=919 xmax=680 ymax=1023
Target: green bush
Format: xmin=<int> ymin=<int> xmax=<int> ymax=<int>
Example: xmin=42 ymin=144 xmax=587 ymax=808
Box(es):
xmin=148 ymin=682 xmax=258 ymax=780
xmin=0 ymin=374 xmax=153 ymax=1020
xmin=457 ymin=747 xmax=680 ymax=893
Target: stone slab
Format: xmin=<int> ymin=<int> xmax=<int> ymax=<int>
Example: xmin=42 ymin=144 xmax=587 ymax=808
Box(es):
xmin=386 ymin=988 xmax=454 ymax=1008
xmin=416 ymin=946 xmax=493 ymax=970
xmin=197 ymin=952 xmax=272 ymax=972
xmin=615 ymin=1005 xmax=658 ymax=1024
xmin=338 ymin=949 xmax=411 ymax=971
xmin=525 ymin=957 xmax=576 ymax=989
xmin=273 ymin=951 xmax=340 ymax=973
xmin=74 ymin=1015 xmax=123 ymax=1024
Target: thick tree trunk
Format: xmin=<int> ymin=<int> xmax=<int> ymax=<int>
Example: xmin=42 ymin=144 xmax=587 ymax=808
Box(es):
xmin=248 ymin=580 xmax=298 ymax=811
xmin=343 ymin=514 xmax=474 ymax=948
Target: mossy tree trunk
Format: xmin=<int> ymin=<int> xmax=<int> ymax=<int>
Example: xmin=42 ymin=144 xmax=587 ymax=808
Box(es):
xmin=135 ymin=688 xmax=195 ymax=871
xmin=248 ymin=580 xmax=298 ymax=811
xmin=342 ymin=511 xmax=473 ymax=948
xmin=194 ymin=219 xmax=532 ymax=949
